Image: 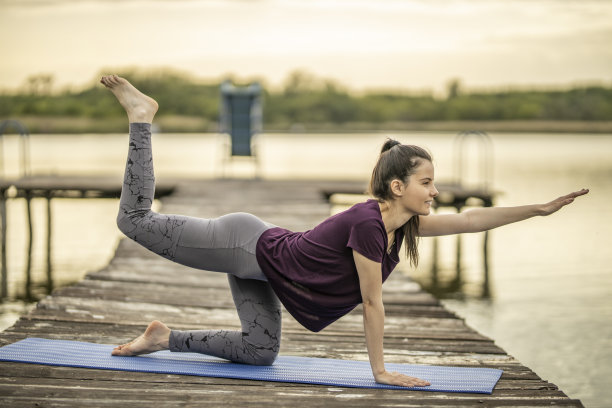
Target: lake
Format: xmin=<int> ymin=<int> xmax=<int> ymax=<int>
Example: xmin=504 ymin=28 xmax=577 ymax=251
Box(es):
xmin=1 ymin=131 xmax=611 ymax=407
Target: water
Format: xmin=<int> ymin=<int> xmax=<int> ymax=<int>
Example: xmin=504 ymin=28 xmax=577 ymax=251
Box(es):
xmin=0 ymin=131 xmax=610 ymax=406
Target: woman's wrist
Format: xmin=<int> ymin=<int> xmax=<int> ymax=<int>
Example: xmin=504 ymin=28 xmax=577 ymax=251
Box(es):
xmin=534 ymin=203 xmax=547 ymax=217
xmin=373 ymin=367 xmax=386 ymax=376
xmin=373 ymin=370 xmax=386 ymax=381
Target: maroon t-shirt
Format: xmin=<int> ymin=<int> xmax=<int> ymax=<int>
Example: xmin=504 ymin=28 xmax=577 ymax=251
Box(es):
xmin=256 ymin=199 xmax=403 ymax=332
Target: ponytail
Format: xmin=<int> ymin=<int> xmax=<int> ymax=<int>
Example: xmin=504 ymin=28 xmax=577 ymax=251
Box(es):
xmin=369 ymin=139 xmax=432 ymax=267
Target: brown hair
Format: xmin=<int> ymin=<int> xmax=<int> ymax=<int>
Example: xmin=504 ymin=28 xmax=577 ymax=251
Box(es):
xmin=369 ymin=139 xmax=432 ymax=267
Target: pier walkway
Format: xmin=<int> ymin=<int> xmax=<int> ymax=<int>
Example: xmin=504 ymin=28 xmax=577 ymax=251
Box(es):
xmin=0 ymin=179 xmax=583 ymax=407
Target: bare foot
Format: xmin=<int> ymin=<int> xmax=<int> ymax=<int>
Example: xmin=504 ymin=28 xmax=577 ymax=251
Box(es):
xmin=112 ymin=320 xmax=171 ymax=356
xmin=100 ymin=75 xmax=159 ymax=123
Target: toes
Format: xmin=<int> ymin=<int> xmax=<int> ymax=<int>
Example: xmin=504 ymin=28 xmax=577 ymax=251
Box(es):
xmin=100 ymin=76 xmax=114 ymax=88
xmin=100 ymin=75 xmax=119 ymax=87
xmin=111 ymin=345 xmax=133 ymax=356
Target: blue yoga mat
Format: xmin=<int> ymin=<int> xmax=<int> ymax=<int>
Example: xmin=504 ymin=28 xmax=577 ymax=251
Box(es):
xmin=0 ymin=338 xmax=502 ymax=394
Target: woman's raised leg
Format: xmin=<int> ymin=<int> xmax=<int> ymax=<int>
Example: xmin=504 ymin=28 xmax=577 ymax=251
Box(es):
xmin=101 ymin=75 xmax=186 ymax=262
xmin=101 ymin=75 xmax=282 ymax=364
xmin=102 ymin=75 xmax=272 ymax=274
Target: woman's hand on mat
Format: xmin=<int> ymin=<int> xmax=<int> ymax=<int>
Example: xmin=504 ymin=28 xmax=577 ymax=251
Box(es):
xmin=375 ymin=370 xmax=431 ymax=387
xmin=538 ymin=188 xmax=589 ymax=216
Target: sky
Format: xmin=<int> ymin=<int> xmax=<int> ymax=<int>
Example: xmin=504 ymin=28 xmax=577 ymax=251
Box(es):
xmin=1 ymin=0 xmax=611 ymax=94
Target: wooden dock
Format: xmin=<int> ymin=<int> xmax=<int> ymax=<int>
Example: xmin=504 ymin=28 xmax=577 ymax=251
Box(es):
xmin=0 ymin=175 xmax=176 ymax=299
xmin=0 ymin=178 xmax=583 ymax=407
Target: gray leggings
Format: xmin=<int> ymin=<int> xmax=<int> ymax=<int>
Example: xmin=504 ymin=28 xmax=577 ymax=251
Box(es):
xmin=117 ymin=123 xmax=281 ymax=365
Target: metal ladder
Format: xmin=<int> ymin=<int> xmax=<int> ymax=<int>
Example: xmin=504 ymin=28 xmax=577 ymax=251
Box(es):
xmin=0 ymin=119 xmax=31 ymax=179
xmin=455 ymin=130 xmax=493 ymax=297
xmin=453 ymin=130 xmax=493 ymax=192
xmin=430 ymin=130 xmax=494 ymax=298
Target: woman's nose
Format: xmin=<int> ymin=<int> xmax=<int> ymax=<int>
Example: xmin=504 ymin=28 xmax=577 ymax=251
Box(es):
xmin=431 ymin=184 xmax=439 ymax=197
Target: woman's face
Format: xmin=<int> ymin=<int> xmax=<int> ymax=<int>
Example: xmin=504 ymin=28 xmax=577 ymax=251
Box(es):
xmin=398 ymin=160 xmax=438 ymax=216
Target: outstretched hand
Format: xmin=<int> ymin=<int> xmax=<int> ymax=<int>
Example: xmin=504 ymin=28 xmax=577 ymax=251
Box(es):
xmin=375 ymin=370 xmax=431 ymax=388
xmin=539 ymin=189 xmax=589 ymax=216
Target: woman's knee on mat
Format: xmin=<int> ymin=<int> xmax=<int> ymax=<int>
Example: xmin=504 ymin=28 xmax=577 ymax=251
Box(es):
xmin=242 ymin=330 xmax=280 ymax=366
xmin=244 ymin=340 xmax=279 ymax=366
xmin=252 ymin=351 xmax=278 ymax=366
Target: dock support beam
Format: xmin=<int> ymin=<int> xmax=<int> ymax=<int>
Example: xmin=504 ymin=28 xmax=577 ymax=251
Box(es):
xmin=454 ymin=233 xmax=463 ymax=291
xmin=46 ymin=192 xmax=53 ymax=294
xmin=24 ymin=193 xmax=33 ymax=300
xmin=45 ymin=195 xmax=53 ymax=293
xmin=483 ymin=230 xmax=490 ymax=297
xmin=0 ymin=188 xmax=7 ymax=298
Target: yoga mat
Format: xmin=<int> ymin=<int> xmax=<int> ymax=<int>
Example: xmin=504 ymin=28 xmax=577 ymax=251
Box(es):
xmin=0 ymin=338 xmax=502 ymax=394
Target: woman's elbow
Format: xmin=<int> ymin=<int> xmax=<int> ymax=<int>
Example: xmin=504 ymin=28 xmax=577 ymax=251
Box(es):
xmin=362 ymin=297 xmax=383 ymax=310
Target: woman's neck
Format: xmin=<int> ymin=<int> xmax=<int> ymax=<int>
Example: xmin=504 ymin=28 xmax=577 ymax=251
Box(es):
xmin=378 ymin=200 xmax=414 ymax=234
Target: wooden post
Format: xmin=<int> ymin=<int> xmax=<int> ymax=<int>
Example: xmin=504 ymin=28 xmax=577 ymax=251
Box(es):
xmin=0 ymin=188 xmax=7 ymax=299
xmin=454 ymin=233 xmax=463 ymax=290
xmin=46 ymin=195 xmax=53 ymax=294
xmin=453 ymin=204 xmax=463 ymax=291
xmin=430 ymin=236 xmax=439 ymax=288
xmin=482 ymin=230 xmax=491 ymax=298
xmin=482 ymin=197 xmax=493 ymax=298
xmin=24 ymin=192 xmax=33 ymax=300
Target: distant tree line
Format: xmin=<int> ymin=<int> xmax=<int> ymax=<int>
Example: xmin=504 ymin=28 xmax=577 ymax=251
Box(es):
xmin=1 ymin=69 xmax=611 ymax=133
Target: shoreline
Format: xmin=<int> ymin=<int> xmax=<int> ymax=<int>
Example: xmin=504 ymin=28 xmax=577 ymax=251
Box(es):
xmin=3 ymin=115 xmax=612 ymax=134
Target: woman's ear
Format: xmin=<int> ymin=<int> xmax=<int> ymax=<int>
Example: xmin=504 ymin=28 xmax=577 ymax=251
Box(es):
xmin=389 ymin=179 xmax=404 ymax=197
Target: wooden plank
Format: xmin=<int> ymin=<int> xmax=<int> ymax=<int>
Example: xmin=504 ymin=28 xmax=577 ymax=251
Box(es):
xmin=0 ymin=377 xmax=578 ymax=403
xmin=6 ymin=175 xmax=175 ymax=199
xmin=14 ymin=305 xmax=488 ymax=342
xmin=0 ymin=362 xmax=556 ymax=391
xmin=2 ymin=318 xmax=505 ymax=357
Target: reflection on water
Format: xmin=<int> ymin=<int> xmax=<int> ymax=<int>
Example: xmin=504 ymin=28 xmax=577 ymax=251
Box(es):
xmin=1 ymin=198 xmax=123 ymax=301
xmin=0 ymin=131 xmax=610 ymax=407
xmin=418 ymin=233 xmax=492 ymax=299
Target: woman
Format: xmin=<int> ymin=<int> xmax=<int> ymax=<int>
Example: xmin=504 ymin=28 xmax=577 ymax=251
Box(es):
xmin=101 ymin=75 xmax=588 ymax=388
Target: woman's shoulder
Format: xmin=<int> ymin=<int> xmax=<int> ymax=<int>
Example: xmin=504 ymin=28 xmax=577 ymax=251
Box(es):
xmin=341 ymin=199 xmax=385 ymax=232
xmin=305 ymin=199 xmax=384 ymax=237
xmin=342 ymin=198 xmax=380 ymax=216
xmin=347 ymin=199 xmax=383 ymax=221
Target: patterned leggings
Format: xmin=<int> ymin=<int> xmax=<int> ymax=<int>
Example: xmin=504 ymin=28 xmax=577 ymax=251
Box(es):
xmin=117 ymin=123 xmax=281 ymax=365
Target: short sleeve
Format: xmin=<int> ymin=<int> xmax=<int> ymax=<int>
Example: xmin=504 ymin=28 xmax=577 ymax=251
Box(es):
xmin=347 ymin=219 xmax=385 ymax=263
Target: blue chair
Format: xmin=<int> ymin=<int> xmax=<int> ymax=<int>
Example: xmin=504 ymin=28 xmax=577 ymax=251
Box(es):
xmin=219 ymin=81 xmax=262 ymax=177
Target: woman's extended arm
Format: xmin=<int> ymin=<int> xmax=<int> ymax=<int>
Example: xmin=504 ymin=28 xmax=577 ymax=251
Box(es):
xmin=418 ymin=189 xmax=589 ymax=237
xmin=353 ymin=250 xmax=430 ymax=387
